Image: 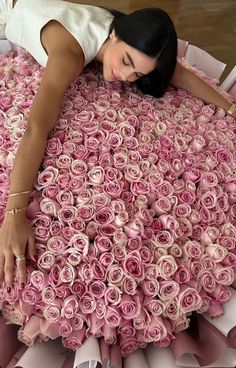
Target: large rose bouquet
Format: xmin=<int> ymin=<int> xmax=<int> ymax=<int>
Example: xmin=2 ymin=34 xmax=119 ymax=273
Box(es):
xmin=0 ymin=48 xmax=236 ymax=357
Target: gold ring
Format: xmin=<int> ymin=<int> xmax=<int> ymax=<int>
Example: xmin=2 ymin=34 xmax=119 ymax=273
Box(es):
xmin=15 ymin=255 xmax=26 ymax=262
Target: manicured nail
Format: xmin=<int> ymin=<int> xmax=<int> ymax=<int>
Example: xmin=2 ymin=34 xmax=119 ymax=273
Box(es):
xmin=21 ymin=283 xmax=25 ymax=289
xmin=33 ymin=255 xmax=38 ymax=262
xmin=7 ymin=287 xmax=11 ymax=293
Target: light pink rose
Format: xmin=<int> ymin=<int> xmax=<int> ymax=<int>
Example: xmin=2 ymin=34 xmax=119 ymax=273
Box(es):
xmin=62 ymin=326 xmax=86 ymax=350
xmin=80 ymin=293 xmax=96 ymax=314
xmin=155 ymin=230 xmax=174 ymax=248
xmin=144 ymin=316 xmax=167 ymax=343
xmin=141 ymin=279 xmax=159 ymax=297
xmin=178 ymin=286 xmax=202 ymax=313
xmin=41 ymin=287 xmax=56 ymax=304
xmin=36 ymin=166 xmax=59 ymax=190
xmin=38 ymin=251 xmax=55 ymax=271
xmin=60 ymin=263 xmax=76 ymax=285
xmin=213 ymin=266 xmax=234 ymax=285
xmin=158 ymin=280 xmax=180 ymax=300
xmin=106 ymin=264 xmax=124 ymax=286
xmin=61 ymin=296 xmax=79 ymax=319
xmin=30 ymin=270 xmax=49 ymax=291
xmin=17 ymin=315 xmax=41 ymax=346
xmin=105 ymin=306 xmax=121 ymax=328
xmin=43 ymin=299 xmax=62 ymax=323
xmin=68 ymin=233 xmax=89 ymax=258
xmin=205 ymin=244 xmax=228 ymax=262
xmin=173 ymin=315 xmax=190 ymax=333
xmin=119 ymin=335 xmax=138 ymax=357
xmin=198 ymin=269 xmax=216 ymax=292
xmin=157 ymin=255 xmax=178 ymax=279
xmin=184 ymin=240 xmax=204 ymax=259
xmin=122 ymin=277 xmax=137 ymax=295
xmin=133 ymin=307 xmax=151 ymax=330
xmin=209 ymin=285 xmax=232 ymax=303
xmin=123 ymin=251 xmax=144 ymax=282
xmin=104 ymin=285 xmax=122 ymax=305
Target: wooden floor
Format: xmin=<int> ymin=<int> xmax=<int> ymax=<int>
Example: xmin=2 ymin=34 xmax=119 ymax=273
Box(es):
xmin=78 ymin=0 xmax=236 ymax=81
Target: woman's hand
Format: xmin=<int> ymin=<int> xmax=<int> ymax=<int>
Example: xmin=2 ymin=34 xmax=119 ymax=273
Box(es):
xmin=0 ymin=214 xmax=36 ymax=288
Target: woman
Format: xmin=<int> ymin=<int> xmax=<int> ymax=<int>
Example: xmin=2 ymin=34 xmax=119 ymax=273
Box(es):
xmin=0 ymin=0 xmax=235 ymax=288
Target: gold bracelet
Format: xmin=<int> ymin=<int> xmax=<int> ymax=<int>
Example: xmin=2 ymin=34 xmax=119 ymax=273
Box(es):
xmin=5 ymin=207 xmax=28 ymax=215
xmin=9 ymin=190 xmax=31 ymax=197
xmin=227 ymin=103 xmax=236 ymax=116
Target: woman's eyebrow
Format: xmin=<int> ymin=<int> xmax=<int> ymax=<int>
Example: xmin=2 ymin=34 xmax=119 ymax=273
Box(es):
xmin=125 ymin=51 xmax=135 ymax=68
xmin=125 ymin=52 xmax=145 ymax=76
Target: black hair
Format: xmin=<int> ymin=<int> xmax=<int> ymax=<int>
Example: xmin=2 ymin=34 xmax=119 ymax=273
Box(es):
xmin=107 ymin=8 xmax=177 ymax=98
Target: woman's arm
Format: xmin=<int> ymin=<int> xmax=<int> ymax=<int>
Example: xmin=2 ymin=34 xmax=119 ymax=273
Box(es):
xmin=0 ymin=48 xmax=84 ymax=288
xmin=170 ymin=61 xmax=236 ymax=119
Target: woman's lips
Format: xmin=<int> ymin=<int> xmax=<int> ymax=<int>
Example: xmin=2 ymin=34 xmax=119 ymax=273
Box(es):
xmin=111 ymin=70 xmax=119 ymax=81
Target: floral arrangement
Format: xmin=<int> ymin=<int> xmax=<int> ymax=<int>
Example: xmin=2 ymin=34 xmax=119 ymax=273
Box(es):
xmin=0 ymin=48 xmax=236 ymax=357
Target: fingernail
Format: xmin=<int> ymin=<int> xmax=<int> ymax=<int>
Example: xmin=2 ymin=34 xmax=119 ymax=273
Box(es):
xmin=7 ymin=287 xmax=11 ymax=293
xmin=21 ymin=283 xmax=25 ymax=289
xmin=33 ymin=255 xmax=38 ymax=262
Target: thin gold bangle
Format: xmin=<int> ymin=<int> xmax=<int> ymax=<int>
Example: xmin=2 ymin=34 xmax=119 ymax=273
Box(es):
xmin=227 ymin=103 xmax=236 ymax=116
xmin=5 ymin=207 xmax=28 ymax=215
xmin=8 ymin=190 xmax=31 ymax=197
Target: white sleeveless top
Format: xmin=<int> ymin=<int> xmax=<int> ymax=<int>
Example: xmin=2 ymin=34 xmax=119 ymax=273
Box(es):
xmin=5 ymin=0 xmax=114 ymax=67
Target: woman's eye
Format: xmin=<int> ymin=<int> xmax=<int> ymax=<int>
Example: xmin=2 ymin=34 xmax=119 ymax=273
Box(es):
xmin=122 ymin=58 xmax=129 ymax=66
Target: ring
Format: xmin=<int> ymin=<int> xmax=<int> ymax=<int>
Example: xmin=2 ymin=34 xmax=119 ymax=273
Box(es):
xmin=15 ymin=255 xmax=26 ymax=262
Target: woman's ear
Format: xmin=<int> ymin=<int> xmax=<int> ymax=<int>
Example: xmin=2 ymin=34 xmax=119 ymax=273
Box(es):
xmin=110 ymin=29 xmax=116 ymax=39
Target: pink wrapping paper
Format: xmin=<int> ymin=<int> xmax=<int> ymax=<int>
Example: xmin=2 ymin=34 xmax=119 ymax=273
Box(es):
xmin=0 ymin=315 xmax=23 ymax=367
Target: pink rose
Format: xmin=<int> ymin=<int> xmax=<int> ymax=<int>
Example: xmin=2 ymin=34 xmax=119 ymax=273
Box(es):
xmin=30 ymin=270 xmax=49 ymax=291
xmin=17 ymin=315 xmax=41 ymax=346
xmin=41 ymin=286 xmax=56 ymax=303
xmin=43 ymin=299 xmax=61 ymax=323
xmin=163 ymin=299 xmax=180 ymax=320
xmin=122 ymin=277 xmax=137 ymax=295
xmin=119 ymin=335 xmax=138 ymax=357
xmin=213 ymin=266 xmax=234 ymax=285
xmin=123 ymin=251 xmax=144 ymax=282
xmin=133 ymin=307 xmax=151 ymax=330
xmin=209 ymin=285 xmax=232 ymax=303
xmin=173 ymin=315 xmax=190 ymax=333
xmin=178 ymin=286 xmax=202 ymax=313
xmin=106 ymin=264 xmax=124 ymax=286
xmin=157 ymin=255 xmax=178 ymax=279
xmin=38 ymin=251 xmax=55 ymax=271
xmin=104 ymin=285 xmax=122 ymax=305
xmin=184 ymin=240 xmax=204 ymax=259
xmin=118 ymin=320 xmax=135 ymax=337
xmin=144 ymin=298 xmax=163 ymax=316
xmin=61 ymin=296 xmax=79 ymax=319
xmin=62 ymin=326 xmax=86 ymax=350
xmin=141 ymin=279 xmax=159 ymax=297
xmin=36 ymin=166 xmax=59 ymax=189
xmin=155 ymin=230 xmax=174 ymax=248
xmin=198 ymin=269 xmax=216 ymax=292
xmin=105 ymin=306 xmax=121 ymax=328
xmin=144 ymin=316 xmax=167 ymax=343
xmin=80 ymin=293 xmax=96 ymax=314
xmin=124 ymin=164 xmax=142 ymax=183
xmin=158 ymin=280 xmax=180 ymax=300
xmin=68 ymin=233 xmax=89 ymax=258
xmin=60 ymin=263 xmax=76 ymax=285
xmin=57 ymin=206 xmax=77 ymax=223
xmin=206 ymin=244 xmax=228 ymax=262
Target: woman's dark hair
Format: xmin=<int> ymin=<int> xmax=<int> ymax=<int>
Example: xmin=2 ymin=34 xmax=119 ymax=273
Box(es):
xmin=107 ymin=8 xmax=177 ymax=98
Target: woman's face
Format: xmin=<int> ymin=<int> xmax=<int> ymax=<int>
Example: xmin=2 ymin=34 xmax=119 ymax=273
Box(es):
xmin=102 ymin=31 xmax=157 ymax=82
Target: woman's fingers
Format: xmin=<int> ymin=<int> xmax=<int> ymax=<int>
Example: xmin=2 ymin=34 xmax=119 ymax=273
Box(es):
xmin=15 ymin=254 xmax=26 ymax=285
xmin=0 ymin=254 xmax=5 ymax=284
xmin=27 ymin=230 xmax=36 ymax=261
xmin=4 ymin=251 xmax=15 ymax=287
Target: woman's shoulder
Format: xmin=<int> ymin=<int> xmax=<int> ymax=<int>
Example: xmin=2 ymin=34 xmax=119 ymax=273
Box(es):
xmin=41 ymin=20 xmax=84 ymax=60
